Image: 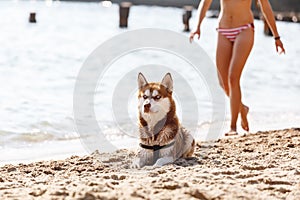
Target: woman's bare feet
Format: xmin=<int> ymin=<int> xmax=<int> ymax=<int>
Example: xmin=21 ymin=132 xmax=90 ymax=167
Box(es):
xmin=240 ymin=105 xmax=249 ymax=131
xmin=225 ymin=126 xmax=238 ymax=136
xmin=225 ymin=105 xmax=248 ymax=136
xmin=225 ymin=129 xmax=238 ymax=136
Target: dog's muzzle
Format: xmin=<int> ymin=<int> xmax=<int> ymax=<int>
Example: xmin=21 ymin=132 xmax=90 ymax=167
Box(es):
xmin=144 ymin=102 xmax=151 ymax=113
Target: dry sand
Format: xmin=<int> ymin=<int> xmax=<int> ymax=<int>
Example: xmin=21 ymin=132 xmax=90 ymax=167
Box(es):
xmin=1 ymin=128 xmax=300 ymax=200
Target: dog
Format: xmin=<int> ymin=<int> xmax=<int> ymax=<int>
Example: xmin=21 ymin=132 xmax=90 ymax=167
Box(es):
xmin=131 ymin=72 xmax=195 ymax=168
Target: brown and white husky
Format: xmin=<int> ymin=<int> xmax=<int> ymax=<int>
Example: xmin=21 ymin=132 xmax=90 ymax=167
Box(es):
xmin=131 ymin=72 xmax=195 ymax=168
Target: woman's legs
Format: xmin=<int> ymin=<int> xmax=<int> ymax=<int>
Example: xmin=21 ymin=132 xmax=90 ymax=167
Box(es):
xmin=228 ymin=28 xmax=254 ymax=132
xmin=216 ymin=33 xmax=232 ymax=96
xmin=216 ymin=32 xmax=250 ymax=132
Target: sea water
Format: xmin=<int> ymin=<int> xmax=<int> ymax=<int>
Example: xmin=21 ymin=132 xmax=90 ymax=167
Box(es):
xmin=0 ymin=1 xmax=299 ymax=165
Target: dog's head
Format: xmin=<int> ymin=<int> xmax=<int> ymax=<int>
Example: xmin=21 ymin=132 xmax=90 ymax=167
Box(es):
xmin=137 ymin=72 xmax=175 ymax=127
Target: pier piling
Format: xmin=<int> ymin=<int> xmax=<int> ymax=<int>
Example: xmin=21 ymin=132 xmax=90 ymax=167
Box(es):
xmin=29 ymin=12 xmax=37 ymax=23
xmin=119 ymin=2 xmax=132 ymax=28
xmin=182 ymin=6 xmax=193 ymax=32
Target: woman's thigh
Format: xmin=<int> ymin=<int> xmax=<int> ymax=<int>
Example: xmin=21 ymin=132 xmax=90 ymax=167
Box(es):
xmin=229 ymin=28 xmax=254 ymax=83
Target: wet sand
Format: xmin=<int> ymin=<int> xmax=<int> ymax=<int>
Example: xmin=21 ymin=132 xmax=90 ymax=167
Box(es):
xmin=1 ymin=128 xmax=300 ymax=200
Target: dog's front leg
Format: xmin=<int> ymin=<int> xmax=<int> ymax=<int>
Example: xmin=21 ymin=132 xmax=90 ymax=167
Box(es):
xmin=130 ymin=150 xmax=148 ymax=168
xmin=153 ymin=156 xmax=174 ymax=167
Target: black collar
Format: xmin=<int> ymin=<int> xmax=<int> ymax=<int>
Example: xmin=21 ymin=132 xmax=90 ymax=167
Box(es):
xmin=139 ymin=141 xmax=175 ymax=151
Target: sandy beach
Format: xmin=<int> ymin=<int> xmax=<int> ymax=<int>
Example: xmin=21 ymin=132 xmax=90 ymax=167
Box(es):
xmin=0 ymin=128 xmax=299 ymax=200
xmin=0 ymin=1 xmax=299 ymax=199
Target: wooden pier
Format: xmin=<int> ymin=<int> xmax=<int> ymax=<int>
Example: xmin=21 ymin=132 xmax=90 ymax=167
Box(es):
xmin=61 ymin=0 xmax=300 ymax=23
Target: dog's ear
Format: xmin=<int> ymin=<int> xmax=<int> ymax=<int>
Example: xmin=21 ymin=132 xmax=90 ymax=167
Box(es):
xmin=161 ymin=73 xmax=173 ymax=93
xmin=138 ymin=72 xmax=148 ymax=89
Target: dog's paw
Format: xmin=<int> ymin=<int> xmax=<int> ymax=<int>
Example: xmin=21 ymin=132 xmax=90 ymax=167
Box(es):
xmin=153 ymin=160 xmax=163 ymax=168
xmin=130 ymin=163 xmax=140 ymax=169
xmin=153 ymin=163 xmax=162 ymax=168
xmin=130 ymin=158 xmax=141 ymax=169
xmin=153 ymin=157 xmax=173 ymax=167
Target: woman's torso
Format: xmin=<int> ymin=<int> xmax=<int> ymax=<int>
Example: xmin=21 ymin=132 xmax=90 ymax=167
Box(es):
xmin=218 ymin=0 xmax=254 ymax=28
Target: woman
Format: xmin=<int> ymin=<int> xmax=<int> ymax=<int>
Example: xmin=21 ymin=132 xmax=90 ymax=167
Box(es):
xmin=190 ymin=0 xmax=285 ymax=135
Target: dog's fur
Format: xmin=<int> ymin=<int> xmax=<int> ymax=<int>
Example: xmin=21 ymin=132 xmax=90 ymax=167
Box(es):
xmin=131 ymin=73 xmax=195 ymax=168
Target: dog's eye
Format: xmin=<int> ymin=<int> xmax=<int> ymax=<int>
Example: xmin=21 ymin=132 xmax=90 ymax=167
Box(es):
xmin=143 ymin=95 xmax=148 ymax=99
xmin=154 ymin=95 xmax=161 ymax=100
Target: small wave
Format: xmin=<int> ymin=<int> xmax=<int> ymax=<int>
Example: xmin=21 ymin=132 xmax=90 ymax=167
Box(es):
xmin=0 ymin=130 xmax=11 ymax=136
xmin=0 ymin=129 xmax=80 ymax=148
xmin=12 ymin=131 xmax=55 ymax=143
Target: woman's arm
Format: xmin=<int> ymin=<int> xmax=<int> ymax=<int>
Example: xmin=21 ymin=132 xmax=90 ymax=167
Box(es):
xmin=258 ymin=0 xmax=285 ymax=54
xmin=195 ymin=0 xmax=213 ymax=29
xmin=189 ymin=0 xmax=213 ymax=42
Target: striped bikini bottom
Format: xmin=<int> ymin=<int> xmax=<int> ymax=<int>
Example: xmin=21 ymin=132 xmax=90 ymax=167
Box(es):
xmin=216 ymin=23 xmax=254 ymax=42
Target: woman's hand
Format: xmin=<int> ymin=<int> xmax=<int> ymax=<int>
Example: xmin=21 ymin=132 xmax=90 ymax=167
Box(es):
xmin=275 ymin=39 xmax=285 ymax=54
xmin=189 ymin=28 xmax=201 ymax=43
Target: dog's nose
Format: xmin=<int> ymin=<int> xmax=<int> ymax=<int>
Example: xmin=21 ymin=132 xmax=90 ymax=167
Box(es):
xmin=144 ymin=103 xmax=151 ymax=109
xmin=144 ymin=103 xmax=151 ymax=112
